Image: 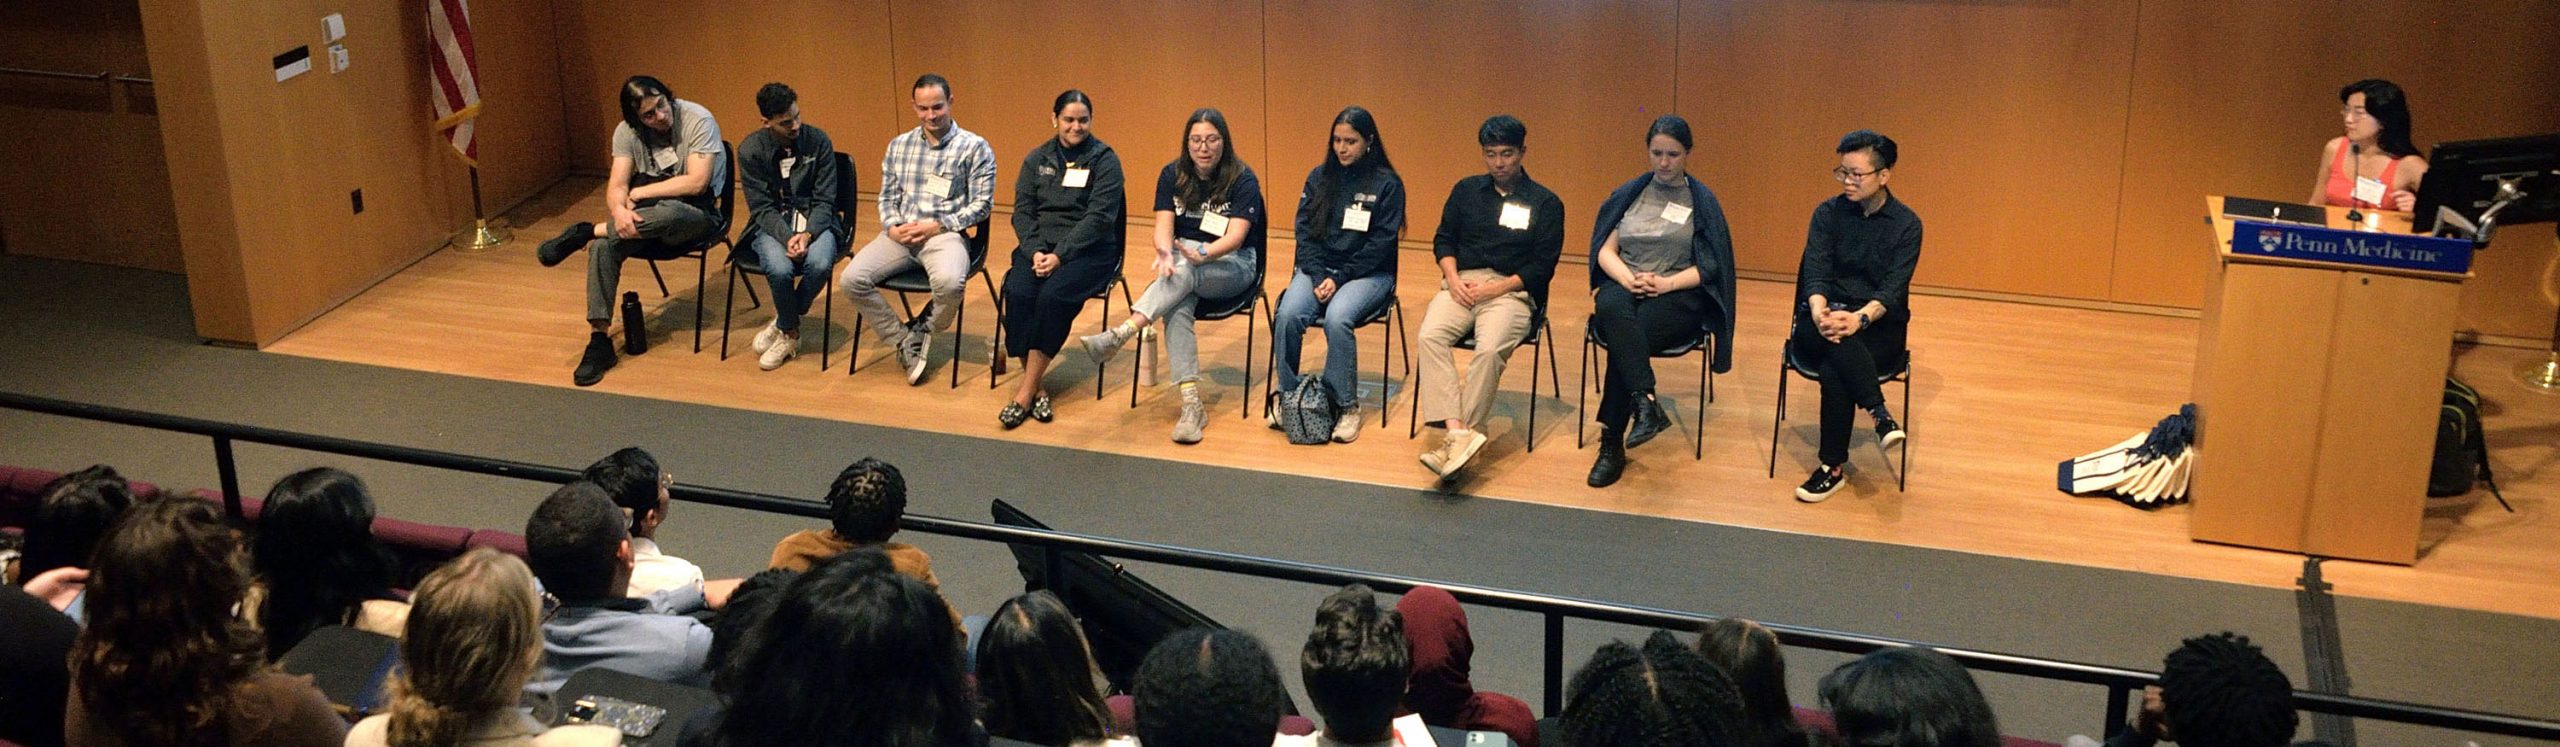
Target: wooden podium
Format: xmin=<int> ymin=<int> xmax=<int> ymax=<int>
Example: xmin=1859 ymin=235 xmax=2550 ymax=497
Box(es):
xmin=2190 ymin=196 xmax=2473 ymax=565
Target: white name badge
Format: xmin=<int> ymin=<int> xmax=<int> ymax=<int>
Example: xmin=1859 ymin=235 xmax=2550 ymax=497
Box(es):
xmin=1498 ymin=202 xmax=1532 ymax=230
xmin=2353 ymin=176 xmax=2387 ymax=207
xmin=1200 ymin=211 xmax=1232 ymax=238
xmin=651 ymin=148 xmax=678 ymax=172
xmin=1343 ymin=205 xmax=1372 ymax=233
xmin=1062 ymin=167 xmax=1091 ymax=189
xmin=1661 ymin=202 xmax=1692 ymax=225
xmin=778 ymin=156 xmax=797 ymax=180
xmin=792 ymin=211 xmax=807 ymax=233
xmin=923 ymin=173 xmax=953 ymax=198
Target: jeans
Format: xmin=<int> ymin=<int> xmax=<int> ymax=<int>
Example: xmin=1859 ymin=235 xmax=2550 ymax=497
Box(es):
xmin=1273 ymin=270 xmax=1395 ymax=408
xmin=748 ymin=231 xmax=843 ymax=334
xmin=1129 ymin=242 xmax=1258 ymax=384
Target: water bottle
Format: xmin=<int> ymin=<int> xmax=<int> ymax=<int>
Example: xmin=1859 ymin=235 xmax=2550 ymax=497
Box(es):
xmin=620 ymin=292 xmax=648 ymax=355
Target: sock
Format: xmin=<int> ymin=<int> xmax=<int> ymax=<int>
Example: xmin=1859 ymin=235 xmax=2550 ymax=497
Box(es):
xmin=1178 ymin=381 xmax=1201 ymax=404
xmin=1111 ymin=320 xmax=1140 ymax=341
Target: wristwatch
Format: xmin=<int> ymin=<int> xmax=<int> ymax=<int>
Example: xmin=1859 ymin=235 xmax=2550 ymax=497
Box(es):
xmin=1856 ymin=311 xmax=1871 ymax=330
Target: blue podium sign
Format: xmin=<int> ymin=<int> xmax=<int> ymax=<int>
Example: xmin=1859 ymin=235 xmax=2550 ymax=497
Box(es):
xmin=2229 ymin=220 xmax=2472 ymax=275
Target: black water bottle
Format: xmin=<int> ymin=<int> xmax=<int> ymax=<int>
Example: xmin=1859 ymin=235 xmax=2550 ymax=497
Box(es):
xmin=620 ymin=291 xmax=648 ymax=355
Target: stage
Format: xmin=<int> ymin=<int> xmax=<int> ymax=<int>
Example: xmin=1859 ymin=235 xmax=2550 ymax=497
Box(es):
xmin=266 ymin=179 xmax=2558 ymax=619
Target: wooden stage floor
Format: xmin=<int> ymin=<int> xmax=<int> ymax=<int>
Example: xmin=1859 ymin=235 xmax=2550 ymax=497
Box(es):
xmin=269 ymin=180 xmax=2560 ymax=619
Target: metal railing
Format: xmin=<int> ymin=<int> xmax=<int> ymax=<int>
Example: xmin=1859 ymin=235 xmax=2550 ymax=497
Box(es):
xmin=2 ymin=389 xmax=2552 ymax=741
xmin=0 ymin=66 xmax=151 ymax=86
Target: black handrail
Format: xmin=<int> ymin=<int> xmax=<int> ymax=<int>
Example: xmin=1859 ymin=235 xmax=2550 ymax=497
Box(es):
xmin=2 ymin=389 xmax=2552 ymax=740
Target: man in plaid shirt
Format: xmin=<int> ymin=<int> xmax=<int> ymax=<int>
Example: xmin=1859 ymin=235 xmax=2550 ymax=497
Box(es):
xmin=838 ymin=73 xmax=998 ymax=385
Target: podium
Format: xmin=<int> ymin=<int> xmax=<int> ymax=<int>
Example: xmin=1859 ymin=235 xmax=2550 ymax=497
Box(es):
xmin=2190 ymin=196 xmax=2474 ymax=565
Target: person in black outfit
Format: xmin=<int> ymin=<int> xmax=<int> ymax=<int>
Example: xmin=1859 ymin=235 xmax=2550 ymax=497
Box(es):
xmin=999 ymin=89 xmax=1127 ymax=428
xmin=1791 ymin=130 xmax=1921 ymax=503
xmin=1584 ymin=115 xmax=1739 ymax=487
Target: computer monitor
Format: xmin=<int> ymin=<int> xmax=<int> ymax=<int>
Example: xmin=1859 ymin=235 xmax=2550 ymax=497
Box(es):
xmin=2413 ymin=133 xmax=2560 ymax=238
xmin=990 ymin=499 xmax=1225 ymax=693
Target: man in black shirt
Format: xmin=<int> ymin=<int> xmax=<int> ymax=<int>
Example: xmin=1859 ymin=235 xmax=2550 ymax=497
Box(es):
xmin=1792 ymin=130 xmax=1922 ymax=503
xmin=1415 ymin=116 xmax=1566 ymax=480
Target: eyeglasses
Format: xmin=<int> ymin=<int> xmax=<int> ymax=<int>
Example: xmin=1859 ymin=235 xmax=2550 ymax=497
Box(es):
xmin=540 ymin=591 xmax=562 ymax=623
xmin=1831 ymin=167 xmax=1882 ymax=183
xmin=659 ymin=471 xmax=675 ymax=489
xmin=1186 ymin=135 xmax=1223 ymax=146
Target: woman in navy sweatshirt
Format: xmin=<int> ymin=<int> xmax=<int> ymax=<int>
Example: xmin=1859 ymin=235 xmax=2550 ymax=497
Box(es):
xmin=1273 ymin=106 xmax=1404 ymax=444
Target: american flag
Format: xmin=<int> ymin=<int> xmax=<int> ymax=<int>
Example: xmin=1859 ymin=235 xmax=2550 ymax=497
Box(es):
xmin=427 ymin=0 xmax=481 ymax=166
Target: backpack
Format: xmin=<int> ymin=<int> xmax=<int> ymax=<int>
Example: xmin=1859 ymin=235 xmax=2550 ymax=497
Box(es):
xmin=2427 ymin=376 xmax=2497 ymax=498
xmin=1276 ymin=376 xmax=1339 ymax=445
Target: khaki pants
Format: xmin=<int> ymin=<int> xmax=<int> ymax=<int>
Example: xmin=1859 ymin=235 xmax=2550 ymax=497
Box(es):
xmin=1416 ymin=268 xmax=1534 ymax=429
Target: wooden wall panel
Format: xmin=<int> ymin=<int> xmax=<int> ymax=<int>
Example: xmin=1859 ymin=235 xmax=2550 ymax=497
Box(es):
xmin=0 ymin=0 xmax=183 ymax=273
xmin=1265 ymin=0 xmax=1677 ymax=256
xmin=455 ymin=0 xmax=568 ymax=219
xmin=1681 ymin=0 xmax=2140 ymax=303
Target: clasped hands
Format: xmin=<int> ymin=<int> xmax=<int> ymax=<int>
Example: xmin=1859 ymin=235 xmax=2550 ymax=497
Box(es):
xmin=1814 ymin=307 xmax=1865 ymax=343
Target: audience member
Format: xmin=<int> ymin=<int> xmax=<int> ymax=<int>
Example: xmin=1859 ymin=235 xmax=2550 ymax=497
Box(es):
xmin=1695 ymin=618 xmax=1813 ymax=747
xmin=66 ymin=497 xmax=346 ymax=747
xmin=523 ymin=482 xmax=711 ymax=698
xmin=839 ymin=72 xmax=999 ymax=386
xmin=769 ymin=457 xmax=939 ymax=585
xmin=977 ymin=590 xmax=1130 ymax=747
xmin=1818 ymin=646 xmax=2000 ymax=747
xmin=703 ymin=567 xmax=800 ymax=697
xmin=12 ymin=464 xmax=137 ymax=587
xmin=1134 ymin=628 xmax=1290 ymax=747
xmin=581 ymin=447 xmax=705 ymax=598
xmin=1300 ymin=584 xmax=1409 ymax=746
xmin=736 ymin=81 xmax=846 ymax=372
xmin=1557 ymin=630 xmax=1745 ymax=747
xmin=1396 ymin=585 xmax=1537 ymax=747
xmin=0 ymin=569 xmax=82 ymax=747
xmin=2101 ymin=632 xmax=2298 ymax=747
xmin=249 ymin=466 xmax=406 ymax=660
xmin=347 ymin=547 xmax=621 ymax=746
xmin=691 ymin=548 xmax=979 ymax=747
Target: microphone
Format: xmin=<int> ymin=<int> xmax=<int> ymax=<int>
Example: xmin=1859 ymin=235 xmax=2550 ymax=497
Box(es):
xmin=2344 ymin=142 xmax=2365 ymax=226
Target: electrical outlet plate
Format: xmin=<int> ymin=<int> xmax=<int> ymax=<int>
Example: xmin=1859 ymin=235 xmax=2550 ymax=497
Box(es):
xmin=323 ymin=13 xmax=346 ymax=42
xmin=328 ymin=44 xmax=348 ymax=73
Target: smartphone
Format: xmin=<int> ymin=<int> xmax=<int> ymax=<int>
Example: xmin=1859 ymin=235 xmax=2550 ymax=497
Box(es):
xmin=563 ymin=695 xmax=668 ymax=738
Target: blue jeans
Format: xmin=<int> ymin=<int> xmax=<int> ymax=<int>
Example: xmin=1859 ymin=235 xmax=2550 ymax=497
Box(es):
xmin=1273 ymin=271 xmax=1394 ymax=408
xmin=749 ymin=230 xmax=843 ymax=333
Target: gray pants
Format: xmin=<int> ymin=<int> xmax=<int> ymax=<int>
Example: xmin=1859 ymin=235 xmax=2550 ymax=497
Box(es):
xmin=837 ymin=229 xmax=972 ymax=342
xmin=1129 ymin=243 xmax=1257 ymax=384
xmin=586 ymin=201 xmax=720 ymax=321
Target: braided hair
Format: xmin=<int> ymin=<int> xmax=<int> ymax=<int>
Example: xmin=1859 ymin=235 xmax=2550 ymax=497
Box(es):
xmin=2160 ymin=632 xmax=2298 ymax=747
xmin=1559 ymin=629 xmax=1747 ymax=747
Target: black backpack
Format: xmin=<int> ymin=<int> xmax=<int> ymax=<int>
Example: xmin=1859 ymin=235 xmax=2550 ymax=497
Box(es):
xmin=2427 ymin=376 xmax=2498 ymax=498
xmin=1276 ymin=376 xmax=1339 ymax=445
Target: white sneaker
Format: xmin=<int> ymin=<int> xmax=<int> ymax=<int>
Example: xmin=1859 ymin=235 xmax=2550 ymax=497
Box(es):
xmin=1172 ymin=400 xmax=1207 ymax=444
xmin=1331 ymin=407 xmax=1364 ymax=444
xmin=900 ymin=330 xmax=931 ymax=385
xmin=758 ymin=332 xmax=799 ymax=370
xmin=1438 ymin=429 xmax=1488 ymax=478
xmin=752 ymin=322 xmax=780 ymax=353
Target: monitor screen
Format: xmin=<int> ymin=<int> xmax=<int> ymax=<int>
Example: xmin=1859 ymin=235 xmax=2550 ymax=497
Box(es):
xmin=2414 ymin=133 xmax=2560 ymax=235
xmin=990 ymin=499 xmax=1224 ymax=693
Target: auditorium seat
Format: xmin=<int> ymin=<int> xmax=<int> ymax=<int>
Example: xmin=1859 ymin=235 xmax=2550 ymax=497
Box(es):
xmin=463 ymin=529 xmax=529 ymax=559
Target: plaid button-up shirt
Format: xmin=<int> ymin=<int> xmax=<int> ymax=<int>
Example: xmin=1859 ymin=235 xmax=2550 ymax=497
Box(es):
xmin=877 ymin=122 xmax=997 ymax=233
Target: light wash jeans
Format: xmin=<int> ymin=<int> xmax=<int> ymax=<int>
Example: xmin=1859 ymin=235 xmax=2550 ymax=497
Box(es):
xmin=1128 ymin=241 xmax=1258 ymax=384
xmin=1272 ymin=270 xmax=1395 ymax=408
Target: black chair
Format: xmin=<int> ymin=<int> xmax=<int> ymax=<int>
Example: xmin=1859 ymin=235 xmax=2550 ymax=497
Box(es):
xmin=1406 ymin=307 xmax=1563 ymax=451
xmin=1767 ymin=318 xmax=1913 ymax=489
xmin=275 ymin=625 xmax=398 ymax=720
xmin=1265 ymin=291 xmax=1410 ymax=429
xmin=719 ymin=151 xmax=857 ymax=366
xmin=1574 ymin=317 xmax=1717 ymax=460
xmin=549 ymin=666 xmax=720 ymax=747
xmin=1127 ymin=209 xmax=1273 ymax=418
xmin=989 ymin=211 xmax=1132 ymax=399
xmin=847 ymin=218 xmax=999 ymax=388
xmin=636 ymin=141 xmax=753 ymax=354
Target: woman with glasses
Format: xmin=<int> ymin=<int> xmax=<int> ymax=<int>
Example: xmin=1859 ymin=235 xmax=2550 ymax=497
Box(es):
xmin=1583 ymin=115 xmax=1738 ymax=488
xmin=999 ymin=89 xmax=1127 ymax=428
xmin=1083 ymin=108 xmax=1266 ymax=444
xmin=1790 ymin=130 xmax=1921 ymax=504
xmin=2309 ymin=79 xmax=2427 ymax=213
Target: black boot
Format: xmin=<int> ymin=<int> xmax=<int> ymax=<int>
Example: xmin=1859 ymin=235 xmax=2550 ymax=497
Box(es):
xmin=1625 ymin=392 xmax=1671 ymax=449
xmin=1588 ymin=431 xmax=1629 ymax=488
xmin=573 ymin=332 xmax=617 ymax=386
xmin=536 ymin=222 xmax=593 ymax=267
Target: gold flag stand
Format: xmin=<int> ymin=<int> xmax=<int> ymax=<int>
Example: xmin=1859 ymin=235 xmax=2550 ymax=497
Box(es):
xmin=447 ymin=165 xmax=510 ymax=254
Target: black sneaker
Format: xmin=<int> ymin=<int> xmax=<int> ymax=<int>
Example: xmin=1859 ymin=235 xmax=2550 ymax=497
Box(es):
xmin=572 ymin=332 xmax=616 ymax=386
xmin=1587 ymin=437 xmax=1628 ymax=488
xmin=1874 ymin=414 xmax=1906 ymax=449
xmin=1795 ymin=464 xmax=1846 ymax=503
xmin=536 ymin=223 xmax=594 ymax=267
xmin=1624 ymin=394 xmax=1671 ymax=449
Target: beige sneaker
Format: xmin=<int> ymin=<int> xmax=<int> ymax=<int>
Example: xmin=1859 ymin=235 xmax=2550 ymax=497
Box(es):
xmin=758 ymin=332 xmax=799 ymax=371
xmin=752 ymin=321 xmax=781 ymax=353
xmin=1330 ymin=407 xmax=1364 ymax=444
xmin=1439 ymin=429 xmax=1488 ymax=477
xmin=1172 ymin=400 xmax=1207 ymax=444
xmin=1419 ymin=438 xmax=1449 ymax=476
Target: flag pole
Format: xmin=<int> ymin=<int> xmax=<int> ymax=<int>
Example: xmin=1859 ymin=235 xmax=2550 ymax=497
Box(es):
xmin=450 ymin=164 xmax=510 ymax=253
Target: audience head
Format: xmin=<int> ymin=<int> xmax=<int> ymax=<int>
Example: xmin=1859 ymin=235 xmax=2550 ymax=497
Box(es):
xmin=19 ymin=464 xmax=138 ymax=583
xmin=1325 ymin=105 xmax=1392 ymax=173
xmin=714 ymin=547 xmax=973 ymax=747
xmin=524 ymin=481 xmax=630 ymax=602
xmin=1646 ymin=115 xmax=1694 ymax=185
xmin=384 ymin=547 xmax=544 ymax=747
xmin=619 ymin=75 xmax=676 ymax=138
xmin=977 ymin=590 xmax=1115 ymax=745
xmin=2339 ymin=78 xmax=2416 ymax=159
xmin=1696 ymin=618 xmax=1805 ymax=747
xmin=1819 ymin=646 xmax=2001 ymax=747
xmin=1559 ymin=630 xmax=1746 ymax=747
xmin=71 ymin=496 xmax=263 ymax=747
xmin=252 ymin=466 xmax=396 ymax=659
xmin=707 ymin=567 xmax=802 ymax=695
xmin=1135 ymin=628 xmax=1289 ymax=747
xmin=824 ymin=457 xmax=908 ymax=544
xmin=580 ymin=447 xmax=668 ymax=538
xmin=1395 ymin=585 xmax=1477 ymax=723
xmin=1301 ymin=583 xmax=1409 ymax=742
xmin=2158 ymin=632 xmax=2298 ymax=747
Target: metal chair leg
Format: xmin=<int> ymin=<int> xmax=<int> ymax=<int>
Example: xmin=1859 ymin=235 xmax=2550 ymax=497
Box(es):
xmin=1768 ymin=359 xmax=1789 ymax=478
xmin=1575 ymin=332 xmax=1592 ymax=450
xmin=649 ymin=259 xmax=671 ymax=297
xmin=692 ymin=255 xmax=705 ymax=354
xmin=719 ymin=261 xmax=738 ymax=361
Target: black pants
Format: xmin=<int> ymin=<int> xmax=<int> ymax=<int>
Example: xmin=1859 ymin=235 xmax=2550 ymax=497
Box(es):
xmin=1592 ymin=284 xmax=1711 ymax=434
xmin=1788 ymin=304 xmax=1907 ymax=465
xmin=1000 ymin=248 xmax=1119 ymax=358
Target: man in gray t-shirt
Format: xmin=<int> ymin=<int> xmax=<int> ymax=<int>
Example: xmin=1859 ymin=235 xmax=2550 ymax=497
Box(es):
xmin=536 ymin=75 xmax=728 ymax=387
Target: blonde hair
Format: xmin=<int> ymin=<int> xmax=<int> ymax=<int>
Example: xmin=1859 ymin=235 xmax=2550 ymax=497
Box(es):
xmin=385 ymin=547 xmax=545 ymax=746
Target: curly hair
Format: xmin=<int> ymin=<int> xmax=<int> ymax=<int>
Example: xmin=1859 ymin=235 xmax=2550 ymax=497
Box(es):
xmin=706 ymin=567 xmax=802 ymax=696
xmin=1559 ymin=629 xmax=1747 ymax=747
xmin=2159 ymin=632 xmax=2298 ymax=747
xmin=70 ymin=497 xmax=265 ymax=747
xmin=1819 ymin=647 xmax=2001 ymax=747
xmin=18 ymin=464 xmax=139 ymax=583
xmin=383 ymin=547 xmax=543 ymax=747
xmin=1698 ymin=618 xmax=1809 ymax=747
xmin=1135 ymin=628 xmax=1288 ymax=747
xmin=825 ymin=458 xmax=907 ymax=543
xmin=253 ymin=467 xmax=397 ymax=660
xmin=1301 ymin=584 xmax=1409 ymax=742
xmin=711 ymin=547 xmax=974 ymax=747
xmin=977 ymin=590 xmax=1115 ymax=745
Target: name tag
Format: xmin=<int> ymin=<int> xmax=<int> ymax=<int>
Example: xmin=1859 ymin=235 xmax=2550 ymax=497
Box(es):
xmin=923 ymin=173 xmax=953 ymax=198
xmin=792 ymin=211 xmax=807 ymax=233
xmin=1498 ymin=202 xmax=1532 ymax=230
xmin=778 ymin=156 xmax=797 ymax=180
xmin=651 ymin=147 xmax=678 ymax=172
xmin=1200 ymin=211 xmax=1231 ymax=238
xmin=1661 ymin=202 xmax=1692 ymax=226
xmin=2353 ymin=176 xmax=2387 ymax=207
xmin=1343 ymin=205 xmax=1372 ymax=233
xmin=1063 ymin=167 xmax=1091 ymax=189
